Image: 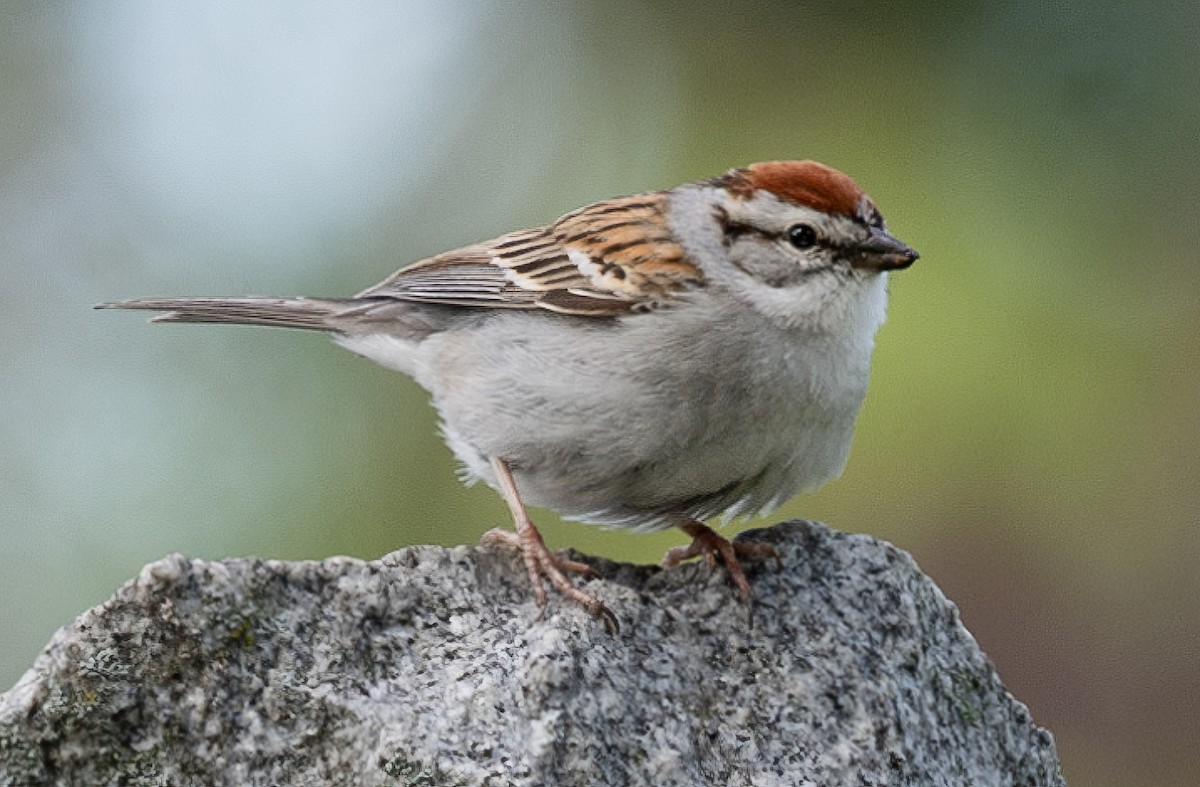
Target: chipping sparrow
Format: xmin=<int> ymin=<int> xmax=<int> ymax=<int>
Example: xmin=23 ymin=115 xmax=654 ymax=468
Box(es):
xmin=99 ymin=160 xmax=918 ymax=632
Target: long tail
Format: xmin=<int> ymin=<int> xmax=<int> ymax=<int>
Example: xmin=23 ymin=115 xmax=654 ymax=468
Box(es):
xmin=95 ymin=296 xmax=355 ymax=331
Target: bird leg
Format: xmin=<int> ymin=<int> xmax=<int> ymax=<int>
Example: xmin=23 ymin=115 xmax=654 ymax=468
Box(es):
xmin=481 ymin=457 xmax=619 ymax=633
xmin=661 ymin=519 xmax=781 ymax=602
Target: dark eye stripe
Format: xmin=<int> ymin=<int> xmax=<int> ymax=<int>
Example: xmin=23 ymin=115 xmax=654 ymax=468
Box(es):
xmin=712 ymin=207 xmax=848 ymax=253
xmin=715 ymin=214 xmax=774 ymax=243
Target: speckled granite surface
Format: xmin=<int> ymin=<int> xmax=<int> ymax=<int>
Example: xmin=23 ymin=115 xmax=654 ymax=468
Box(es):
xmin=0 ymin=520 xmax=1064 ymax=786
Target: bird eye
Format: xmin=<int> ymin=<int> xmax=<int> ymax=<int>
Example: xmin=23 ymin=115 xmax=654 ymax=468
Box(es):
xmin=787 ymin=224 xmax=817 ymax=249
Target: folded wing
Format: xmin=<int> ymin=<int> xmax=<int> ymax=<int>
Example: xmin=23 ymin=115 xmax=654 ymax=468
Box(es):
xmin=358 ymin=193 xmax=705 ymax=316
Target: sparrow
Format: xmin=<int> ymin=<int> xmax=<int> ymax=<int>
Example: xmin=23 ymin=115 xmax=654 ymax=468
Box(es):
xmin=99 ymin=160 xmax=918 ymax=632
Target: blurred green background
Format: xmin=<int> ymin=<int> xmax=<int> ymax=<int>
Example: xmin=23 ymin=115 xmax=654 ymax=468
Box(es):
xmin=2 ymin=1 xmax=1197 ymax=784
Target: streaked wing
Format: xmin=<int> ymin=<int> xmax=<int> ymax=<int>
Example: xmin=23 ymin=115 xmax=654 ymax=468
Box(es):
xmin=357 ymin=193 xmax=704 ymax=316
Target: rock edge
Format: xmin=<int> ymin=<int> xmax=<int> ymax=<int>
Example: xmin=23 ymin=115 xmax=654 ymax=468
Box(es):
xmin=0 ymin=520 xmax=1065 ymax=786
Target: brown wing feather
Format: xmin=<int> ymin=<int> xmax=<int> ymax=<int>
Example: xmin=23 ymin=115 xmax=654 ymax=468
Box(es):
xmin=357 ymin=192 xmax=704 ymax=316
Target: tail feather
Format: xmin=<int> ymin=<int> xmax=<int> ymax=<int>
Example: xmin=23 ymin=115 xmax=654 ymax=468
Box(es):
xmin=95 ymin=296 xmax=351 ymax=332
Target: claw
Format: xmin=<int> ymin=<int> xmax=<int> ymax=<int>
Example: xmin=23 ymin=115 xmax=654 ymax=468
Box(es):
xmin=661 ymin=520 xmax=779 ymax=602
xmin=484 ymin=458 xmax=619 ymax=634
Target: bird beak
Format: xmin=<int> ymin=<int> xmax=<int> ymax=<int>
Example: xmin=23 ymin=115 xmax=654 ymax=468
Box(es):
xmin=851 ymin=229 xmax=919 ymax=271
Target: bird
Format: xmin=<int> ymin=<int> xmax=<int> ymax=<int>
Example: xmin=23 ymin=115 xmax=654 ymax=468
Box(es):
xmin=98 ymin=160 xmax=918 ymax=632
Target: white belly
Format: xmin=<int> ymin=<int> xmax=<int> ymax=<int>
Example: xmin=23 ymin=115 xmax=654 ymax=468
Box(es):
xmin=401 ymin=284 xmax=884 ymax=529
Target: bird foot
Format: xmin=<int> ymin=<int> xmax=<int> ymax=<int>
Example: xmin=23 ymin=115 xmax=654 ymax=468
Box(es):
xmin=661 ymin=521 xmax=781 ymax=601
xmin=481 ymin=527 xmax=619 ymax=634
xmin=483 ymin=456 xmax=619 ymax=633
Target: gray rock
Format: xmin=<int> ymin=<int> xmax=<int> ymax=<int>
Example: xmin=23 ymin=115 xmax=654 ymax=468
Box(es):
xmin=0 ymin=520 xmax=1065 ymax=786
